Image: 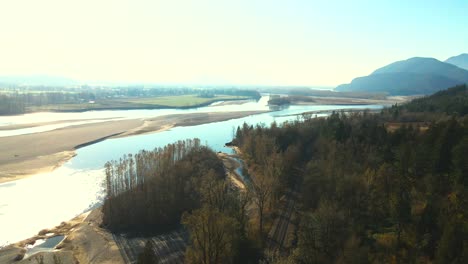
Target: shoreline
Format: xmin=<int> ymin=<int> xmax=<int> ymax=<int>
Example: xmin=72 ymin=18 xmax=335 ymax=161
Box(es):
xmin=0 ymin=208 xmax=126 ymax=264
xmin=0 ymin=150 xmax=247 ymax=263
xmin=268 ymin=95 xmax=413 ymax=107
xmin=277 ymin=107 xmax=383 ymax=118
xmin=0 ymin=110 xmax=267 ymax=184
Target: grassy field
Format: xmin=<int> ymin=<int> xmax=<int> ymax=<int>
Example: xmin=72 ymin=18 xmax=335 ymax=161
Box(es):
xmin=27 ymin=94 xmax=250 ymax=112
xmin=121 ymin=94 xmax=249 ymax=107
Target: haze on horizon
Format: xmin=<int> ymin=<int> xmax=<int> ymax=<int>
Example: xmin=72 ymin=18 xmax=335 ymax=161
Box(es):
xmin=0 ymin=0 xmax=466 ymax=86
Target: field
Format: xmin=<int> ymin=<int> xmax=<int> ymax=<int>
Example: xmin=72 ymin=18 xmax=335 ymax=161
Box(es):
xmin=27 ymin=94 xmax=250 ymax=112
xmin=121 ymin=94 xmax=249 ymax=107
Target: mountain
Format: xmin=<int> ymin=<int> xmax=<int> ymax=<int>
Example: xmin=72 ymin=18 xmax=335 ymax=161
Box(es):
xmin=0 ymin=75 xmax=77 ymax=86
xmin=371 ymin=57 xmax=468 ymax=81
xmin=445 ymin=53 xmax=468 ymax=70
xmin=336 ymin=57 xmax=468 ymax=95
xmin=336 ymin=72 xmax=462 ymax=95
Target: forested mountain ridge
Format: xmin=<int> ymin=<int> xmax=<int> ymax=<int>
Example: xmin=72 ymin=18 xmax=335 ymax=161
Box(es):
xmin=398 ymin=84 xmax=468 ymax=115
xmin=336 ymin=57 xmax=468 ymax=95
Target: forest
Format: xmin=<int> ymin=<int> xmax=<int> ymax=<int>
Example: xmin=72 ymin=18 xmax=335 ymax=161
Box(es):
xmin=102 ymin=139 xmax=226 ymax=232
xmin=102 ymin=85 xmax=467 ymax=263
xmin=103 ymin=139 xmax=261 ymax=263
xmin=232 ymin=84 xmax=467 ymax=263
xmin=398 ymin=84 xmax=468 ymax=116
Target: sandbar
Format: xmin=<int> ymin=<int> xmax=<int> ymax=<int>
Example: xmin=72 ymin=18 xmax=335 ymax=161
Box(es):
xmin=0 ymin=111 xmax=266 ymax=183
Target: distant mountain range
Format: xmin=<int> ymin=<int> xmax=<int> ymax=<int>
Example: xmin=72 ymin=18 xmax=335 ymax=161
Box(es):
xmin=445 ymin=53 xmax=468 ymax=70
xmin=336 ymin=55 xmax=468 ymax=95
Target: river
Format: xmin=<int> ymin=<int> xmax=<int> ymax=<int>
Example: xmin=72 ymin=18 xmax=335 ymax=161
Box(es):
xmin=0 ymin=96 xmax=384 ymax=246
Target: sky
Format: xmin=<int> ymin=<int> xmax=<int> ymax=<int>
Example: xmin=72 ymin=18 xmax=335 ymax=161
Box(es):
xmin=0 ymin=0 xmax=467 ymax=86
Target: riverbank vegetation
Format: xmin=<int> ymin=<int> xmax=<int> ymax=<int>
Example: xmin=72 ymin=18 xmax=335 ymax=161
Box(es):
xmin=0 ymin=87 xmax=260 ymax=115
xmin=267 ymin=93 xmax=405 ymax=107
xmin=260 ymin=86 xmax=388 ymax=99
xmin=102 ymin=139 xmax=262 ymax=263
xmin=232 ymin=84 xmax=467 ymax=263
xmin=102 ymin=139 xmax=225 ymax=232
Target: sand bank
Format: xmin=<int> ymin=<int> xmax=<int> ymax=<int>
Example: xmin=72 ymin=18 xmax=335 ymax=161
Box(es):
xmin=0 ymin=118 xmax=119 ymax=131
xmin=0 ymin=209 xmax=125 ymax=264
xmin=0 ymin=111 xmax=266 ymax=183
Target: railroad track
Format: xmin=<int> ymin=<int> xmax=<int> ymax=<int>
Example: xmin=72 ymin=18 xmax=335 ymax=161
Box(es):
xmin=113 ymin=234 xmax=141 ymax=264
xmin=113 ymin=229 xmax=188 ymax=264
xmin=267 ymin=183 xmax=299 ymax=252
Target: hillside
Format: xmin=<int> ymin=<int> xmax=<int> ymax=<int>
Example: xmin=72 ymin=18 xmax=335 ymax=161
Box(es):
xmin=401 ymin=84 xmax=468 ymax=115
xmin=371 ymin=57 xmax=468 ymax=81
xmin=336 ymin=57 xmax=468 ymax=95
xmin=445 ymin=53 xmax=468 ymax=70
xmin=335 ymin=72 xmax=461 ymax=95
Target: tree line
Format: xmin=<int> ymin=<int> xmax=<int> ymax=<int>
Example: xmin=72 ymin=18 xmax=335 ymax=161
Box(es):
xmin=103 ymin=139 xmax=262 ymax=263
xmin=0 ymin=87 xmax=261 ymax=115
xmin=231 ymin=85 xmax=468 ymax=263
xmin=102 ymin=139 xmax=226 ymax=233
xmin=0 ymin=94 xmax=26 ymax=115
xmin=399 ymin=84 xmax=467 ymax=116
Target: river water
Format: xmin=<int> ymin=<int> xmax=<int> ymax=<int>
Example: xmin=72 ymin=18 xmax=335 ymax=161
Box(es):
xmin=0 ymin=96 xmax=384 ymax=247
xmin=0 ymin=97 xmax=271 ymax=137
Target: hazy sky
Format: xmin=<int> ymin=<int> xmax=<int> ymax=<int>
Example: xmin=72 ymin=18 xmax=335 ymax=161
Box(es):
xmin=0 ymin=0 xmax=466 ymax=86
